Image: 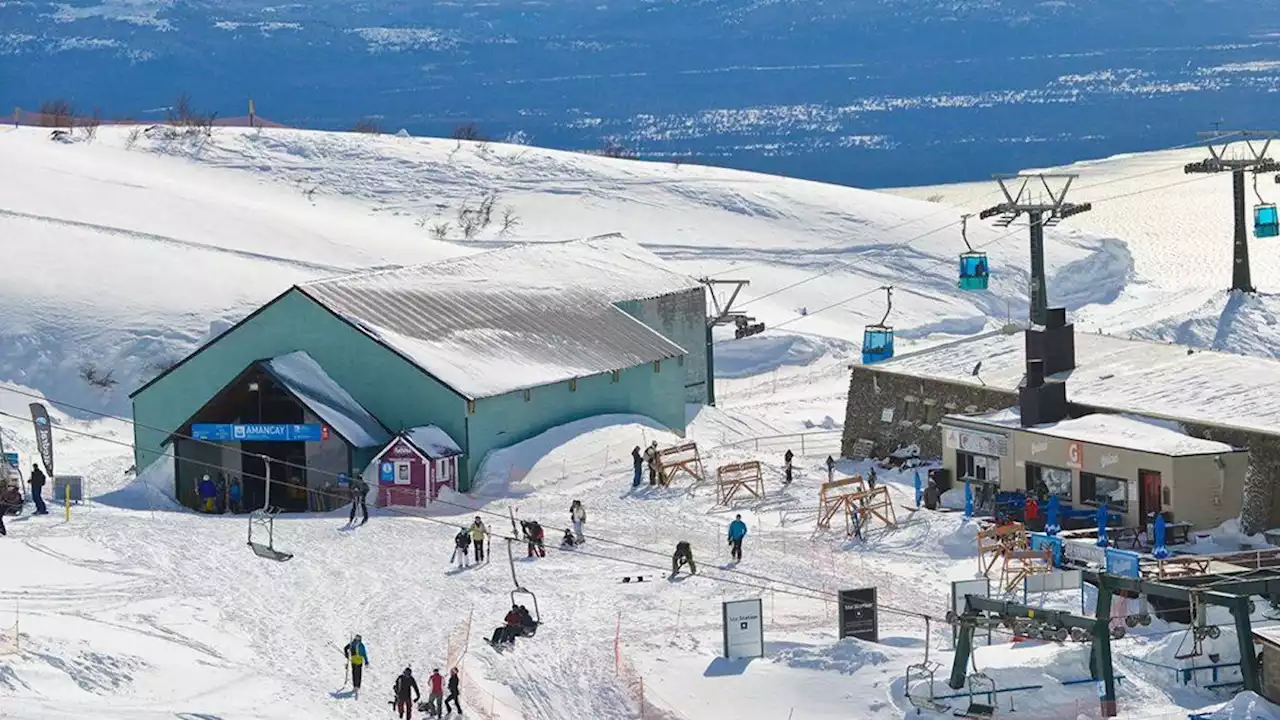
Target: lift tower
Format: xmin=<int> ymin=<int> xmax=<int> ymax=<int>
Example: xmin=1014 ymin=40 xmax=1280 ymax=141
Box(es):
xmin=699 ymin=278 xmax=761 ymax=406
xmin=979 ymin=174 xmax=1092 ymax=326
xmin=1185 ymin=130 xmax=1280 ymax=293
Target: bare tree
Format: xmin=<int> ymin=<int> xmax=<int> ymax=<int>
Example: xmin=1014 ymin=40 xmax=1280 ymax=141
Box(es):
xmin=477 ymin=190 xmax=498 ymax=227
xmin=429 ymin=222 xmax=451 ymax=241
xmin=352 ymin=117 xmax=380 ymax=134
xmin=77 ymin=107 xmax=101 ymax=142
xmin=499 ymin=206 xmax=521 ymax=236
xmin=125 ymin=126 xmax=144 ymax=149
xmin=168 ymin=93 xmax=216 ymax=136
xmin=80 ymin=364 xmax=118 ymax=390
xmin=599 ymin=138 xmax=637 ymax=159
xmin=38 ymin=99 xmax=75 ymax=128
xmin=452 ymin=122 xmax=486 ymax=142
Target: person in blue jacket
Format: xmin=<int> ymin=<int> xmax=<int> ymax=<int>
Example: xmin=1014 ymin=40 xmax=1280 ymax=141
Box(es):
xmin=197 ymin=474 xmax=217 ymax=513
xmin=343 ymin=634 xmax=369 ymax=698
xmin=727 ymin=514 xmax=747 ymax=562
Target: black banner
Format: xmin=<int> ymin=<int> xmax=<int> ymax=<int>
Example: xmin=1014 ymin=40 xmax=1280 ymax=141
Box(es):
xmin=839 ymin=588 xmax=878 ymax=642
xmin=29 ymin=403 xmax=54 ymax=478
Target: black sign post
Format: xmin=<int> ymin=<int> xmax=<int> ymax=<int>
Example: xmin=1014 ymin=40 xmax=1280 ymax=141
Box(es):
xmin=838 ymin=588 xmax=878 ymax=642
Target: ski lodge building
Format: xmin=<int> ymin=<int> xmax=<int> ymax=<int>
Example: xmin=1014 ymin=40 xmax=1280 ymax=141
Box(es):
xmin=130 ymin=235 xmax=708 ymax=511
xmin=841 ymin=312 xmax=1280 ymax=532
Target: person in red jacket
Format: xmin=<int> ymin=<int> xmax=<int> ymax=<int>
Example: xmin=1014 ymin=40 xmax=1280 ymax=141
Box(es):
xmin=425 ymin=668 xmax=444 ymax=718
xmin=489 ymin=606 xmax=522 ymax=646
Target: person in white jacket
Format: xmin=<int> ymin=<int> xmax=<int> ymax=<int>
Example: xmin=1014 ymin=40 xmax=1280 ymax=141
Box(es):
xmin=570 ymin=500 xmax=587 ymax=544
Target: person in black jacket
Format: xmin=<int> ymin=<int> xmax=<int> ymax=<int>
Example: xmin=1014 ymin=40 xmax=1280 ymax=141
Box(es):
xmin=631 ymin=445 xmax=643 ymax=488
xmin=443 ymin=668 xmax=462 ymax=715
xmin=29 ymin=464 xmax=48 ymax=515
xmin=783 ymin=450 xmax=794 ymax=485
xmin=394 ymin=667 xmax=420 ymax=719
xmin=348 ymin=476 xmax=368 ymax=525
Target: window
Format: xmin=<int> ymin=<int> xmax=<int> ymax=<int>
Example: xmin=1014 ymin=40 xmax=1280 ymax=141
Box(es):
xmin=957 ymin=451 xmax=1000 ymax=485
xmin=677 ymin=355 xmax=684 ymax=367
xmin=569 ymin=378 xmax=577 ymax=392
xmin=1025 ymin=463 xmax=1072 ymax=501
xmin=1080 ymin=472 xmax=1129 ymax=511
xmin=610 ymin=370 xmax=620 ymax=384
xmin=523 ymin=389 xmax=531 ymax=402
xmin=653 ymin=360 xmax=661 ymax=373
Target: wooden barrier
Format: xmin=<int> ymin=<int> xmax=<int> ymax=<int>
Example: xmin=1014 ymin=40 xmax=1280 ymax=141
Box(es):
xmin=715 ymin=461 xmax=764 ymax=506
xmin=817 ymin=477 xmax=896 ymax=536
xmin=1001 ymin=548 xmax=1053 ymax=593
xmin=657 ymin=442 xmax=706 ymax=486
xmin=977 ymin=522 xmax=1028 ymax=579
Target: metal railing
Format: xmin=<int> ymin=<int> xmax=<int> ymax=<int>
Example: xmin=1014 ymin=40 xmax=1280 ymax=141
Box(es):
xmin=712 ymin=429 xmax=844 ymax=458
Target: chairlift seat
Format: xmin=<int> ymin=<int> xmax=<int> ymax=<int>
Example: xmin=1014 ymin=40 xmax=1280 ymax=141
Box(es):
xmin=249 ymin=542 xmax=294 ymax=562
xmin=1256 ymin=204 xmax=1279 ymax=238
xmin=958 ymin=252 xmax=990 ymax=291
xmin=862 ymin=325 xmax=895 ymax=364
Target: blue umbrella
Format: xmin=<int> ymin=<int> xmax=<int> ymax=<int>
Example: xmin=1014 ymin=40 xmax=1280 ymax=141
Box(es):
xmin=914 ymin=470 xmax=923 ymax=508
xmin=964 ymin=480 xmax=973 ymax=518
xmin=1153 ymin=514 xmax=1170 ymax=559
xmin=1095 ymin=503 xmax=1109 ymax=548
xmin=1045 ymin=495 xmax=1061 ymax=536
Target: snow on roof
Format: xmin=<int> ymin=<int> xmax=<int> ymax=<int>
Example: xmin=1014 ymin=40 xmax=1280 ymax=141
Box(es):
xmin=1253 ymin=624 xmax=1280 ymax=649
xmin=403 ymin=425 xmax=462 ymax=458
xmin=951 ymin=408 xmax=1238 ymax=456
xmin=300 ymin=236 xmax=692 ymax=399
xmin=262 ymin=351 xmax=390 ymax=448
xmin=870 ymin=329 xmax=1280 ymax=437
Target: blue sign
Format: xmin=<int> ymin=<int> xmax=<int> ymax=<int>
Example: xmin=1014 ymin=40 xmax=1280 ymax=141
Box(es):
xmin=337 ymin=472 xmax=350 ymax=487
xmin=191 ymin=423 xmax=324 ymax=442
xmin=1030 ymin=532 xmax=1065 ymax=567
xmin=1104 ymin=548 xmax=1141 ymax=578
xmin=3 ymin=452 xmax=17 ymax=467
xmin=379 ymin=462 xmax=394 ymax=483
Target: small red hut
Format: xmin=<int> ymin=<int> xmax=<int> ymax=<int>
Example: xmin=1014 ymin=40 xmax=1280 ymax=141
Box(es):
xmin=373 ymin=426 xmax=463 ymax=507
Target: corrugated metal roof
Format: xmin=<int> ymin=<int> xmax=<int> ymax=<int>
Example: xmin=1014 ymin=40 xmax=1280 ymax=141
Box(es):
xmin=300 ymin=236 xmax=693 ymax=399
xmin=262 ymin=351 xmax=390 ymax=448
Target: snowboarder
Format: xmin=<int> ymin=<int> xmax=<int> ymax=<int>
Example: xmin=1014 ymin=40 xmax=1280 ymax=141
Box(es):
xmin=452 ymin=527 xmax=471 ymax=568
xmin=570 ymin=500 xmax=586 ymax=544
xmin=426 ymin=668 xmax=444 ymax=718
xmin=443 ymin=668 xmax=461 ymax=715
xmin=394 ymin=667 xmax=420 ymax=719
xmin=923 ymin=479 xmax=940 ymax=511
xmin=825 ymin=455 xmax=836 ymax=483
xmin=469 ymin=517 xmax=488 ymax=562
xmin=783 ymin=449 xmax=794 ymax=485
xmin=561 ymin=528 xmax=578 ymax=548
xmin=228 ymin=478 xmax=243 ymax=514
xmin=727 ymin=514 xmax=747 ymax=562
xmin=671 ymin=540 xmax=696 ymax=576
xmin=643 ymin=442 xmax=659 ymax=486
xmin=29 ymin=463 xmax=47 ymax=515
xmin=521 ymin=520 xmax=546 ymax=558
xmin=198 ymin=474 xmax=217 ymax=513
xmin=631 ymin=445 xmax=643 ymax=487
xmin=343 ymin=634 xmax=369 ymax=698
xmin=490 ymin=606 xmax=523 ymax=646
xmin=348 ymin=475 xmax=369 ymax=525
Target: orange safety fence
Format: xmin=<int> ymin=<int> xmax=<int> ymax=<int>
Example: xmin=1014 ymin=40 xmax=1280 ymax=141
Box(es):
xmin=445 ymin=610 xmax=525 ymax=719
xmin=614 ymin=612 xmax=686 ymax=720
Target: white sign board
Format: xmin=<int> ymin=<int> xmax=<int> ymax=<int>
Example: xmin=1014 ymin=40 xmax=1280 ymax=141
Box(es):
xmin=942 ymin=426 xmax=1009 ymax=458
xmin=722 ymin=598 xmax=764 ymax=660
xmin=1025 ymin=569 xmax=1082 ymax=594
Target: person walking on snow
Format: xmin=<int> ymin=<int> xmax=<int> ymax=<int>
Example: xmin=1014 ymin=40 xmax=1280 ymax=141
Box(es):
xmin=29 ymin=464 xmax=47 ymax=516
xmin=394 ymin=667 xmax=420 ymax=719
xmin=644 ymin=442 xmax=659 ymax=486
xmin=728 ymin=514 xmax=748 ymax=562
xmin=469 ymin=517 xmax=488 ymax=563
xmin=198 ymin=474 xmax=217 ymax=513
xmin=570 ymin=500 xmax=586 ymax=544
xmin=923 ymin=479 xmax=940 ymax=511
xmin=825 ymin=455 xmax=836 ymax=483
xmin=343 ymin=634 xmax=369 ymax=698
xmin=631 ymin=445 xmax=643 ymax=488
xmin=348 ymin=475 xmax=369 ymax=525
xmin=783 ymin=449 xmax=794 ymax=485
xmin=426 ymin=668 xmax=444 ymax=718
xmin=228 ymin=478 xmax=243 ymax=514
xmin=521 ymin=520 xmax=546 ymax=558
xmin=444 ymin=668 xmax=461 ymax=715
xmin=452 ymin=527 xmax=471 ymax=568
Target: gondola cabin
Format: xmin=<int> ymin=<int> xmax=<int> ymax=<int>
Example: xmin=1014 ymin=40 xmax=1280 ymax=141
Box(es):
xmin=959 ymin=252 xmax=989 ymax=291
xmin=1256 ymin=204 xmax=1279 ymax=238
xmin=862 ymin=325 xmax=895 ymax=364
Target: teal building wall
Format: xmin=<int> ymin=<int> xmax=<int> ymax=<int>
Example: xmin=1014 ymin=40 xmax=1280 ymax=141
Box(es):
xmin=614 ymin=287 xmax=707 ymax=404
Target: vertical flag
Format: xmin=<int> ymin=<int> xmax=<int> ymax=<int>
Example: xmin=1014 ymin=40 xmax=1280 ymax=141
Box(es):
xmin=29 ymin=403 xmax=54 ymax=477
xmin=913 ymin=470 xmax=922 ymax=508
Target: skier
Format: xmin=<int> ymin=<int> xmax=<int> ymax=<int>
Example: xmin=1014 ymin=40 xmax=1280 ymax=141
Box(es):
xmin=469 ymin=517 xmax=488 ymax=562
xmin=443 ymin=668 xmax=461 ymax=715
xmin=727 ymin=514 xmax=747 ymax=562
xmin=28 ymin=463 xmax=47 ymax=515
xmin=228 ymin=478 xmax=243 ymax=514
xmin=348 ymin=475 xmax=369 ymax=525
xmin=452 ymin=527 xmax=471 ymax=568
xmin=570 ymin=500 xmax=586 ymax=544
xmin=671 ymin=540 xmax=696 ymax=576
xmin=489 ymin=606 xmax=523 ymax=646
xmin=923 ymin=479 xmax=940 ymax=511
xmin=643 ymin=441 xmax=659 ymax=486
xmin=394 ymin=667 xmax=420 ymax=719
xmin=783 ymin=449 xmax=794 ymax=485
xmin=426 ymin=668 xmax=444 ymax=718
xmin=343 ymin=634 xmax=369 ymax=698
xmin=561 ymin=528 xmax=578 ymax=548
xmin=521 ymin=520 xmax=546 ymax=558
xmin=631 ymin=445 xmax=643 ymax=488
xmin=825 ymin=455 xmax=836 ymax=483
xmin=198 ymin=474 xmax=217 ymax=513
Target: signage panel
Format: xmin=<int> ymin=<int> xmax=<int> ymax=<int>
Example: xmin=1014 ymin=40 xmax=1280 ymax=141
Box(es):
xmin=838 ymin=588 xmax=878 ymax=642
xmin=722 ymin=598 xmax=764 ymax=660
xmin=943 ymin=426 xmax=1009 ymax=458
xmin=191 ymin=423 xmax=324 ymax=442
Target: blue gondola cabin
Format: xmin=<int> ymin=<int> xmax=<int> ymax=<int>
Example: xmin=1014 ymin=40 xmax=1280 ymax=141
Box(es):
xmin=372 ymin=426 xmax=463 ymax=507
xmin=1256 ymin=204 xmax=1279 ymax=239
xmin=959 ymin=252 xmax=989 ymax=291
xmin=862 ymin=326 xmax=895 ymax=364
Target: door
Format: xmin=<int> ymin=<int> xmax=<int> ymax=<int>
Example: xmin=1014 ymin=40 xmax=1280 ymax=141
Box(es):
xmin=1139 ymin=469 xmax=1162 ymax=522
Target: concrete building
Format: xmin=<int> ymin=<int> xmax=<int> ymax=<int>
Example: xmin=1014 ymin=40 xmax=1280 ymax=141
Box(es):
xmin=131 ymin=235 xmax=708 ymax=508
xmin=842 ymin=313 xmax=1280 ymax=532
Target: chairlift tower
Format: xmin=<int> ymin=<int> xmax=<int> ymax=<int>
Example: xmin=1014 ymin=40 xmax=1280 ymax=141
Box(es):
xmin=1185 ymin=130 xmax=1280 ymax=293
xmin=979 ymin=174 xmax=1092 ymax=326
xmin=698 ymin=278 xmax=760 ymax=406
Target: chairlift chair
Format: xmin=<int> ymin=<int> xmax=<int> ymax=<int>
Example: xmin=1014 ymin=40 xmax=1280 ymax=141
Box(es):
xmin=245 ymin=457 xmax=292 ymax=562
xmin=957 ymin=215 xmax=990 ymax=291
xmin=505 ymin=537 xmax=541 ymax=637
xmin=1255 ymin=173 xmax=1279 ymax=238
xmin=862 ymin=286 xmax=896 ymax=364
xmin=955 ymin=672 xmax=996 ymax=719
xmin=904 ymin=617 xmax=950 ymax=715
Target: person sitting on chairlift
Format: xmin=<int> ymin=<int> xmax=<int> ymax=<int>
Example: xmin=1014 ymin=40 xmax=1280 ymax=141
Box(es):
xmin=516 ymin=605 xmax=537 ymax=635
xmin=490 ymin=606 xmax=523 ymax=646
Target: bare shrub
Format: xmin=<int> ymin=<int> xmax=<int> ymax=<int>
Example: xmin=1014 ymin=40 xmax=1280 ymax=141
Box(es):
xmin=926 ymin=194 xmax=945 ymax=203
xmin=167 ymin=93 xmax=216 ymax=136
xmin=429 ymin=222 xmax=451 ymax=241
xmin=456 ymin=201 xmax=480 ymax=239
xmin=76 ymin=107 xmax=101 ymax=142
xmin=125 ymin=126 xmax=144 ymax=149
xmin=352 ymin=117 xmax=380 ymax=134
xmin=38 ymin=99 xmax=75 ymax=128
xmin=477 ymin=190 xmax=498 ymax=226
xmin=80 ymin=364 xmax=118 ymax=390
xmin=599 ymin=138 xmax=636 ymax=159
xmin=500 ymin=206 xmax=521 ymax=236
xmin=452 ymin=122 xmax=486 ymax=142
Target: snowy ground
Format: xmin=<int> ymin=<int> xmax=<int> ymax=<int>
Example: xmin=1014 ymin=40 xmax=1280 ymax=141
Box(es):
xmin=5 ymin=124 xmax=1280 ymax=718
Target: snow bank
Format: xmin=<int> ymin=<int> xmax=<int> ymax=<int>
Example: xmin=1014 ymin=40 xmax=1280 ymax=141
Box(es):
xmin=1208 ymin=692 xmax=1280 ymax=719
xmin=771 ymin=638 xmax=892 ymax=675
xmin=712 ymin=334 xmax=851 ymax=379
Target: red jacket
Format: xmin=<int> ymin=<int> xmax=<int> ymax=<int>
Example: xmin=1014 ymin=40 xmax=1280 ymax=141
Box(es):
xmin=504 ymin=610 xmax=521 ymax=625
xmin=430 ymin=673 xmax=444 ymax=694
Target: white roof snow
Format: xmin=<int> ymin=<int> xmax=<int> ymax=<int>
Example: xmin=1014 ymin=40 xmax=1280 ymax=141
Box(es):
xmin=403 ymin=425 xmax=462 ymax=458
xmin=262 ymin=351 xmax=390 ymax=448
xmin=870 ymin=329 xmax=1280 ymax=438
xmin=952 ymin=408 xmax=1238 ymax=456
xmin=300 ymin=235 xmax=696 ymax=399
